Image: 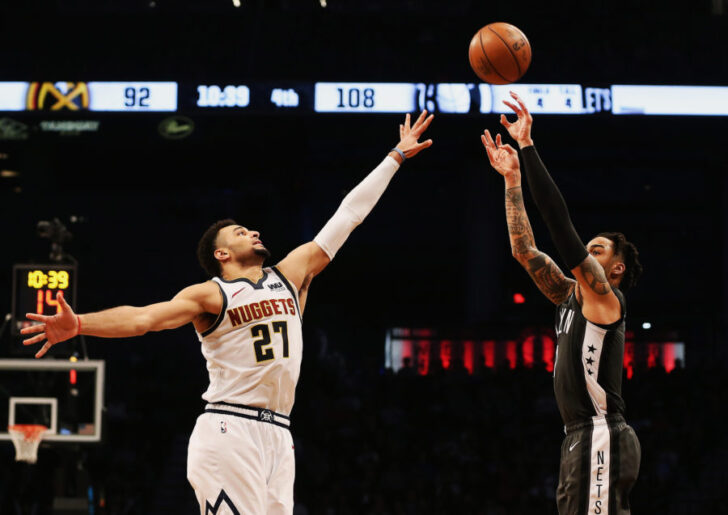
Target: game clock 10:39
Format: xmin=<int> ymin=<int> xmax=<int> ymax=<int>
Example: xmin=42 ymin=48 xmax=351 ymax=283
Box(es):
xmin=11 ymin=264 xmax=77 ymax=336
xmin=196 ymin=85 xmax=250 ymax=107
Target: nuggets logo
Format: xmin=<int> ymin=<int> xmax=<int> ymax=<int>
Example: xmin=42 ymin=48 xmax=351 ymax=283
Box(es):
xmin=26 ymin=82 xmax=89 ymax=111
xmin=227 ymin=298 xmax=296 ymax=328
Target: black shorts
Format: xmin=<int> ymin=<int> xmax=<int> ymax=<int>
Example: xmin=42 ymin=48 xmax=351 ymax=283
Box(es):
xmin=557 ymin=414 xmax=641 ymax=515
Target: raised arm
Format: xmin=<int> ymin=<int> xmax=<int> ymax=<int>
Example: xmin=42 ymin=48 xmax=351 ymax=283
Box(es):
xmin=500 ymin=92 xmax=620 ymax=322
xmin=21 ymin=282 xmax=221 ymax=358
xmin=482 ymin=130 xmax=575 ymax=304
xmin=276 ymin=110 xmax=435 ymax=291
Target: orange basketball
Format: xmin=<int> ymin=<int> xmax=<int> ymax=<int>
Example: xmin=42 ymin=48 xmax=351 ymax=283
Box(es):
xmin=468 ymin=22 xmax=531 ymax=85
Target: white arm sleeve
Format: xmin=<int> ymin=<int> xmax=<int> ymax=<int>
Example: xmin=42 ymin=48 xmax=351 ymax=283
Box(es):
xmin=314 ymin=155 xmax=400 ymax=259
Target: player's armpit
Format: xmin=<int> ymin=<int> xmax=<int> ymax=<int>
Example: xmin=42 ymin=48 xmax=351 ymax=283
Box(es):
xmin=297 ymin=273 xmax=314 ymax=315
xmin=571 ymin=255 xmax=621 ymax=324
xmin=276 ymin=241 xmax=331 ymax=291
xmin=572 ymin=255 xmax=611 ymax=295
xmin=522 ymin=251 xmax=576 ymax=305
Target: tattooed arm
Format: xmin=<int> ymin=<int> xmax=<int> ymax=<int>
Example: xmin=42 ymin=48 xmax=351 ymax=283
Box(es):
xmin=482 ymin=130 xmax=575 ymax=305
xmin=505 ymin=186 xmax=576 ymax=304
xmin=499 ymin=91 xmax=621 ymax=323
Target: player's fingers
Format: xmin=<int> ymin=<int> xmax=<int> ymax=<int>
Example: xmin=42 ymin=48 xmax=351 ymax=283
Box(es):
xmin=20 ymin=324 xmax=45 ymax=335
xmin=503 ymin=100 xmax=521 ymax=114
xmin=399 ymin=124 xmax=404 ymax=139
xmin=58 ymin=291 xmax=71 ymax=310
xmin=511 ymin=92 xmax=529 ymax=112
xmin=500 ymin=114 xmax=512 ymax=128
xmin=480 ymin=136 xmax=495 ymax=161
xmin=35 ymin=342 xmax=52 ymax=359
xmin=481 ymin=130 xmax=492 ymax=149
xmin=415 ymin=113 xmax=434 ymax=135
xmin=495 ymin=133 xmax=503 ymax=147
xmin=404 ymin=113 xmax=411 ymax=131
xmin=26 ymin=313 xmax=51 ymax=323
xmin=23 ymin=333 xmax=46 ymax=346
xmin=415 ymin=139 xmax=433 ymax=151
xmin=414 ymin=110 xmax=427 ymax=127
xmin=483 ymin=129 xmax=496 ymax=149
xmin=482 ymin=132 xmax=498 ymax=162
xmin=480 ymin=137 xmax=496 ymax=164
xmin=503 ymin=143 xmax=518 ymax=154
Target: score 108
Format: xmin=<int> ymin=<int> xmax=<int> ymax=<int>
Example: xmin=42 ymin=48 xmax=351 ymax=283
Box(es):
xmin=27 ymin=270 xmax=70 ymax=315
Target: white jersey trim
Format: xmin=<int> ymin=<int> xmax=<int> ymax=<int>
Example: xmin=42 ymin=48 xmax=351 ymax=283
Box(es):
xmin=199 ymin=280 xmax=227 ymax=338
xmin=583 ymin=321 xmax=608 ymax=416
xmin=589 ymin=415 xmax=611 ymax=513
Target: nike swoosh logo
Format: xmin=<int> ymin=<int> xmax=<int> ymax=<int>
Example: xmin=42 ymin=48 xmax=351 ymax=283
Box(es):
xmin=569 ymin=441 xmax=580 ymax=452
xmin=165 ymin=122 xmax=191 ymax=133
xmin=232 ymin=287 xmax=246 ymax=298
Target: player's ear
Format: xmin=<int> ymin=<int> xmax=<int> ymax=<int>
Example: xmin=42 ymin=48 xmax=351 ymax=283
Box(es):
xmin=214 ymin=248 xmax=229 ymax=262
xmin=611 ymin=262 xmax=625 ymax=278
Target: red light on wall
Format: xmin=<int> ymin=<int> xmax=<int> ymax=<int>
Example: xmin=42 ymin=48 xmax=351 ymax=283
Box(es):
xmin=647 ymin=343 xmax=659 ymax=369
xmin=522 ymin=336 xmax=535 ymax=367
xmin=542 ymin=335 xmax=555 ymax=373
xmin=463 ymin=341 xmax=474 ymax=375
xmin=663 ymin=343 xmax=676 ymax=373
xmin=506 ymin=341 xmax=517 ymax=369
xmin=440 ymin=340 xmax=453 ymax=370
xmin=416 ymin=340 xmax=430 ymax=376
xmin=483 ymin=341 xmax=495 ymax=368
xmin=513 ymin=293 xmax=526 ymax=304
xmin=69 ymin=369 xmax=77 ymax=385
xmin=400 ymin=340 xmax=413 ymax=370
xmin=624 ymin=341 xmax=634 ymax=379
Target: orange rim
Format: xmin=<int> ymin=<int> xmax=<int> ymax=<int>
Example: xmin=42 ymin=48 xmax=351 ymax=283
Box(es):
xmin=8 ymin=424 xmax=48 ymax=441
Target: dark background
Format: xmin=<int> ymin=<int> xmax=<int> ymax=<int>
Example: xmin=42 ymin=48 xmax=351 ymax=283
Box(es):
xmin=1 ymin=0 xmax=727 ymax=513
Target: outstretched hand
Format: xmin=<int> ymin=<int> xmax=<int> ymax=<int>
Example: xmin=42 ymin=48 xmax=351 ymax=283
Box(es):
xmin=481 ymin=129 xmax=521 ymax=183
xmin=500 ymin=91 xmax=534 ymax=148
xmin=395 ymin=110 xmax=434 ymax=159
xmin=20 ymin=291 xmax=80 ymax=358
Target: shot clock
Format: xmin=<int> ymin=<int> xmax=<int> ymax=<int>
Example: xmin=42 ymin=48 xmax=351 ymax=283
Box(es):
xmin=11 ymin=264 xmax=77 ymax=336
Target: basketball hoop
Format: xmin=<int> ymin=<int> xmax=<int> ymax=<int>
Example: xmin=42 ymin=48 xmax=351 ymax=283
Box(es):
xmin=8 ymin=424 xmax=48 ymax=464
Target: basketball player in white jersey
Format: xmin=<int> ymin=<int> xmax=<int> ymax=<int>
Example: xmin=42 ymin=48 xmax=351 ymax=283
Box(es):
xmin=21 ymin=110 xmax=435 ymax=514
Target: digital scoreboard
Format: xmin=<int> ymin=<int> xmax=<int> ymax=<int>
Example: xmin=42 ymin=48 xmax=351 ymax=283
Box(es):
xmin=1 ymin=80 xmax=727 ymax=116
xmin=11 ymin=264 xmax=77 ymax=336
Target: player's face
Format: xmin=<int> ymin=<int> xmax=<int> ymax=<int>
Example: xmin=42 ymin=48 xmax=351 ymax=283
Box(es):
xmin=586 ymin=236 xmax=623 ymax=283
xmin=217 ymin=225 xmax=270 ymax=264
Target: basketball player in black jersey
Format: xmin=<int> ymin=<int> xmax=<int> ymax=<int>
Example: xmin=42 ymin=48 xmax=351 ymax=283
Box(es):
xmin=481 ymin=92 xmax=643 ymax=515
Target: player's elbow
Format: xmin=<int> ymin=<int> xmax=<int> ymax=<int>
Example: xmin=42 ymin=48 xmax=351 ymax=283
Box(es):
xmin=511 ymin=250 xmax=530 ymax=266
xmin=132 ymin=313 xmax=155 ymax=336
xmin=132 ymin=321 xmax=151 ymax=336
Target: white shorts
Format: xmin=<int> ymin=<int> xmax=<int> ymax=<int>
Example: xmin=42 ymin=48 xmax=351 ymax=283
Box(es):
xmin=187 ymin=404 xmax=295 ymax=515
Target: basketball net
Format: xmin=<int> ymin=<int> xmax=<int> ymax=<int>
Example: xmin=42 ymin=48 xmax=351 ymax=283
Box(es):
xmin=8 ymin=424 xmax=48 ymax=464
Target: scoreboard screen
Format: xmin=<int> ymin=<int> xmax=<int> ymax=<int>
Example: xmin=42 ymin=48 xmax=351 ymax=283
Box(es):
xmin=1 ymin=80 xmax=727 ymax=116
xmin=11 ymin=264 xmax=77 ymax=336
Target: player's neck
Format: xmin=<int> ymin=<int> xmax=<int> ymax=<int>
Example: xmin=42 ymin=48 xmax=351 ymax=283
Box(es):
xmin=221 ymin=261 xmax=265 ymax=283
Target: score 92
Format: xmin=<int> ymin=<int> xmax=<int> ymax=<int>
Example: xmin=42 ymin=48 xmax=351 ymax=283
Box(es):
xmin=124 ymin=87 xmax=151 ymax=107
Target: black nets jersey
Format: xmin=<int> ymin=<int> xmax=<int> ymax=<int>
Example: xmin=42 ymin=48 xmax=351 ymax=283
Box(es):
xmin=553 ymin=287 xmax=627 ymax=426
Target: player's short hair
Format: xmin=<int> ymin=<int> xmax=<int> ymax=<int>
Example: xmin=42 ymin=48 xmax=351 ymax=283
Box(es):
xmin=597 ymin=232 xmax=643 ymax=291
xmin=197 ymin=219 xmax=237 ymax=278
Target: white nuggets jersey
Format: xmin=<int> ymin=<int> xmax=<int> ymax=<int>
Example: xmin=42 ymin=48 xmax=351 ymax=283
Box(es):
xmin=195 ymin=266 xmax=303 ymax=416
